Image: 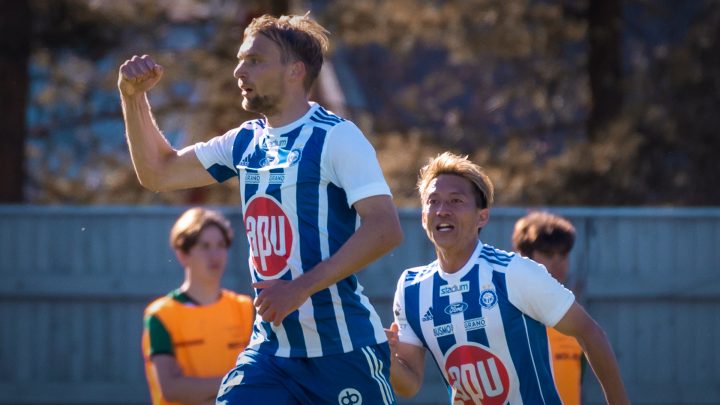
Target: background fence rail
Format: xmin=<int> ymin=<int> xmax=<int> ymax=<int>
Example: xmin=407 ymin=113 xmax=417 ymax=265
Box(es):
xmin=1 ymin=206 xmax=718 ymax=404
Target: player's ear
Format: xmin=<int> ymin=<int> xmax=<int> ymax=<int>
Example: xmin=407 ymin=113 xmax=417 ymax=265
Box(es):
xmin=288 ymin=60 xmax=305 ymax=82
xmin=476 ymin=208 xmax=490 ymax=230
xmin=175 ymin=249 xmax=189 ymax=267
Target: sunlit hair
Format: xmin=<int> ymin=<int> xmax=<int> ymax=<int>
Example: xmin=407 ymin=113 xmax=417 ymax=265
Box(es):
xmin=417 ymin=151 xmax=494 ymax=209
xmin=170 ymin=208 xmax=233 ymax=253
xmin=244 ymin=12 xmax=329 ymax=91
xmin=512 ymin=211 xmax=576 ymax=257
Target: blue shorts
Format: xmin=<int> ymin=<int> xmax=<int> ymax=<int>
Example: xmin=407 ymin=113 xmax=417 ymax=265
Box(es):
xmin=217 ymin=343 xmax=396 ymax=405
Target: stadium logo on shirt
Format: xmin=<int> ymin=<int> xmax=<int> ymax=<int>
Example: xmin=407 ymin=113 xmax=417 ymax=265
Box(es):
xmin=260 ymin=136 xmax=288 ymax=150
xmin=444 ymin=302 xmax=469 ymax=315
xmin=444 ymin=343 xmax=510 ymax=405
xmin=244 ymin=195 xmax=293 ymax=279
xmin=439 ymin=281 xmax=470 ymax=297
xmin=479 ymin=289 xmax=498 ymax=309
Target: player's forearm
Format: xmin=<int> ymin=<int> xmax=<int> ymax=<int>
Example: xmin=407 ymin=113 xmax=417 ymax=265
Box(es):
xmin=120 ymin=92 xmax=177 ymax=191
xmin=578 ymin=326 xmax=630 ymax=405
xmin=159 ymin=375 xmax=222 ymax=403
xmin=389 ymin=357 xmax=423 ymax=398
xmin=293 ymin=211 xmax=403 ymax=297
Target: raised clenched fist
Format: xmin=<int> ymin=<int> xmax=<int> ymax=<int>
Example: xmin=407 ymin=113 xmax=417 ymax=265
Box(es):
xmin=118 ymin=54 xmax=164 ymax=97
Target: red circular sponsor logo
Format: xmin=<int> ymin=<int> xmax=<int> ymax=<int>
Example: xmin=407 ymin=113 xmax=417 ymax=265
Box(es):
xmin=444 ymin=343 xmax=510 ymax=405
xmin=244 ymin=196 xmax=292 ymax=278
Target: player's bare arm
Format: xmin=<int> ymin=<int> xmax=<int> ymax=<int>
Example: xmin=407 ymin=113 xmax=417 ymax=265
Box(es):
xmin=554 ymin=302 xmax=630 ymax=405
xmin=151 ymin=355 xmax=224 ymax=404
xmin=118 ymin=54 xmax=215 ymax=192
xmin=385 ymin=322 xmax=426 ymax=397
xmin=252 ymin=194 xmax=403 ymax=325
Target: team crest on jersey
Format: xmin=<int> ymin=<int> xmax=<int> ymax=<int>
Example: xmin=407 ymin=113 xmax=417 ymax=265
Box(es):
xmin=444 ymin=343 xmax=510 ymax=405
xmin=287 ymin=148 xmax=302 ymax=165
xmin=479 ymin=289 xmax=498 ymax=309
xmin=244 ymin=195 xmax=293 ymax=279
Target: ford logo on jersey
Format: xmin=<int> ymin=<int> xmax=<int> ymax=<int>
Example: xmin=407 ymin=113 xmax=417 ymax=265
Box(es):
xmin=444 ymin=302 xmax=469 ymax=315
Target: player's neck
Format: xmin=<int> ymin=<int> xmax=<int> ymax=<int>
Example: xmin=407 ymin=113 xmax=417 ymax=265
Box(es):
xmin=181 ymin=278 xmax=221 ymax=306
xmin=436 ymin=242 xmax=477 ymax=274
xmin=265 ymin=94 xmax=311 ymax=128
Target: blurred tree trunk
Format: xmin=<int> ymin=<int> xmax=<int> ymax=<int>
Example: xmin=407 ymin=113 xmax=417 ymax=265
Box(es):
xmin=0 ymin=1 xmax=30 ymax=202
xmin=587 ymin=0 xmax=623 ymax=140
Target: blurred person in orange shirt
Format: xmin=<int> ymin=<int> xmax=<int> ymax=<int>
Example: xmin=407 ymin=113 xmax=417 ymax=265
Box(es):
xmin=513 ymin=211 xmax=583 ymax=405
xmin=142 ymin=208 xmax=254 ymax=405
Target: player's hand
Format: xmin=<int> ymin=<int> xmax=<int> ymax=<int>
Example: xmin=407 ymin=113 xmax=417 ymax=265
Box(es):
xmin=118 ymin=54 xmax=164 ymax=97
xmin=252 ymin=279 xmax=307 ymax=326
xmin=385 ymin=322 xmax=400 ymax=359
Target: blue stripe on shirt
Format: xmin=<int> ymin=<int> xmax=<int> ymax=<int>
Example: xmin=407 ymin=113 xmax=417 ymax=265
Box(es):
xmin=462 ymin=265 xmax=489 ymax=346
xmin=432 ymin=272 xmax=456 ymax=354
xmin=494 ymin=270 xmax=560 ymax=404
xmin=297 ymin=127 xmax=343 ymax=354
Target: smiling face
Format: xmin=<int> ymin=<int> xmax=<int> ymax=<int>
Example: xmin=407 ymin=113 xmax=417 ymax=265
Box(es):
xmin=233 ymin=34 xmax=292 ymax=116
xmin=422 ymin=174 xmax=489 ymax=266
xmin=177 ymin=224 xmax=229 ymax=282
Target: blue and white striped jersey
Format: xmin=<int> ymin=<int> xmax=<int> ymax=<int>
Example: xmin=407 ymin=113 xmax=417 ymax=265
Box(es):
xmin=393 ymin=240 xmax=575 ymax=405
xmin=194 ymin=102 xmax=391 ymax=358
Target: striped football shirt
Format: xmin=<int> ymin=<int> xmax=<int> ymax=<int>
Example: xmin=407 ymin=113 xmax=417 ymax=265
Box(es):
xmin=194 ymin=102 xmax=391 ymax=358
xmin=394 ymin=240 xmax=575 ymax=404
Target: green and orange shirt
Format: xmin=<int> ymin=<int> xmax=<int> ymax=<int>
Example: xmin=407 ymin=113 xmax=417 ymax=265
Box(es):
xmin=142 ymin=289 xmax=254 ymax=405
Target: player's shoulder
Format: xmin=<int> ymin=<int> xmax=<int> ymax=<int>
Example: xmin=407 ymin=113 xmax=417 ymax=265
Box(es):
xmin=400 ymin=261 xmax=439 ymax=287
xmin=144 ymin=294 xmax=174 ymax=316
xmin=221 ymin=289 xmax=253 ymax=306
xmin=236 ymin=118 xmax=265 ymax=134
xmin=478 ymin=243 xmax=516 ymax=269
xmin=306 ymin=104 xmax=359 ymax=136
xmin=309 ymin=104 xmax=347 ymax=126
xmin=494 ymin=248 xmax=546 ymax=279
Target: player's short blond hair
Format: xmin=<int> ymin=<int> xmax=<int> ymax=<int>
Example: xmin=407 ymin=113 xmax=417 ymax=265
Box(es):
xmin=417 ymin=152 xmax=494 ymax=209
xmin=170 ymin=208 xmax=233 ymax=253
xmin=244 ymin=13 xmax=329 ymax=91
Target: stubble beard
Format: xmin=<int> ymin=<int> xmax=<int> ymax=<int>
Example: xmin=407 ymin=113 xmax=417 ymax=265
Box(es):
xmin=242 ymin=93 xmax=280 ymax=117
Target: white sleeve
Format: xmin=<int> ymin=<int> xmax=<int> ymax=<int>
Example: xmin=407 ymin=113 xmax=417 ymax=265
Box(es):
xmin=324 ymin=121 xmax=391 ymax=207
xmin=193 ymin=128 xmax=240 ymax=182
xmin=393 ymin=272 xmax=424 ymax=347
xmin=506 ymin=256 xmax=575 ymax=327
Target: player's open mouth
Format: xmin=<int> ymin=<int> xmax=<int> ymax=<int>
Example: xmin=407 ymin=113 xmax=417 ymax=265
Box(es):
xmin=437 ymin=223 xmax=454 ymax=232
